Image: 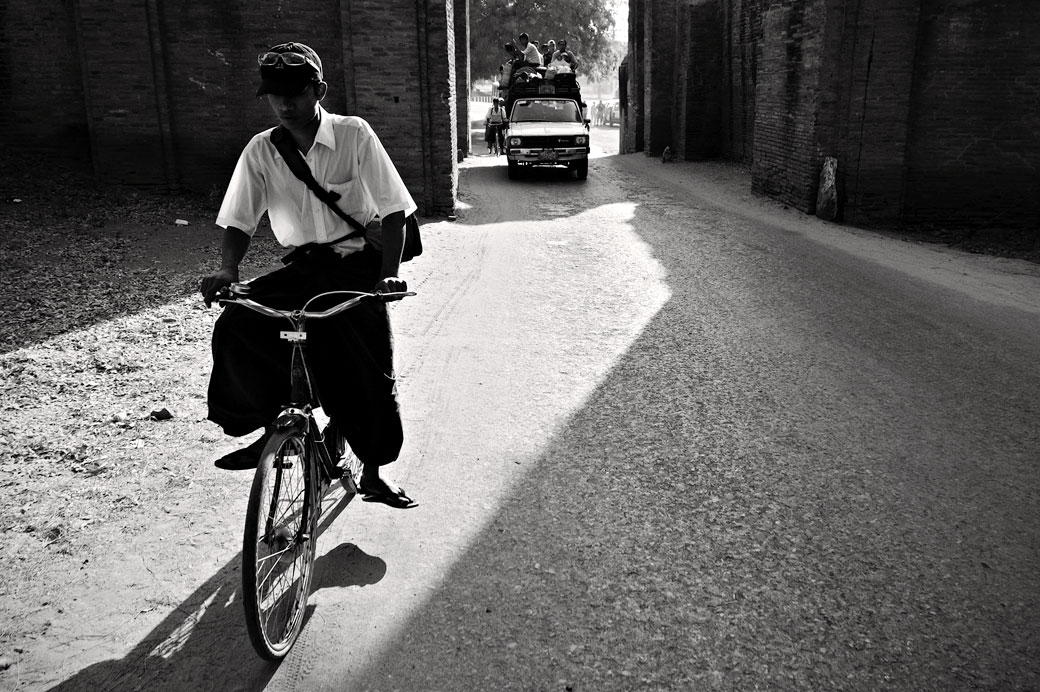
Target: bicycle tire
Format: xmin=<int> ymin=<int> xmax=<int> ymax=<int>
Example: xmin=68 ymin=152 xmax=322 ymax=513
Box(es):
xmin=242 ymin=430 xmax=319 ymax=659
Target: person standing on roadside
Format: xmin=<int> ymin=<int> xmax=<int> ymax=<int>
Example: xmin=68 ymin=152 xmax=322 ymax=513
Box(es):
xmin=199 ymin=41 xmax=417 ymax=509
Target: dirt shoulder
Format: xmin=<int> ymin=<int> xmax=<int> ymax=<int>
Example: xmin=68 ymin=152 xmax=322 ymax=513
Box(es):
xmin=0 ymin=155 xmax=288 ymax=686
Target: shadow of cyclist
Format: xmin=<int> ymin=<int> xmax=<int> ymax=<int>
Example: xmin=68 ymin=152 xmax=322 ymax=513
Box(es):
xmin=45 ymin=497 xmax=385 ymax=692
xmin=313 ymin=543 xmax=387 ymax=591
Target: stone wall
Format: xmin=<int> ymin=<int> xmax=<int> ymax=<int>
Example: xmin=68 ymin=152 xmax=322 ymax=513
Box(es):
xmin=0 ymin=0 xmax=462 ymax=216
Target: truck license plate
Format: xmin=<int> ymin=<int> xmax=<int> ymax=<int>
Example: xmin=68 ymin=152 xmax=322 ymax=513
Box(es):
xmin=538 ymin=150 xmax=558 ymax=162
xmin=538 ymin=84 xmax=556 ymax=94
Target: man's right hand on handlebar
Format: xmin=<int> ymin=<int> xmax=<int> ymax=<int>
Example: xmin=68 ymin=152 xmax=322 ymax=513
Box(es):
xmin=200 ymin=267 xmax=239 ymax=307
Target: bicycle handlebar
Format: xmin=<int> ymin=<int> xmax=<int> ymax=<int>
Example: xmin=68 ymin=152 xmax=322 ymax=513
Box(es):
xmin=215 ymin=285 xmax=415 ymax=322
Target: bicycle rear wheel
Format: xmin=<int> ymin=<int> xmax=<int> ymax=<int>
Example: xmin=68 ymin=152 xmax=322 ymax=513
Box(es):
xmin=242 ymin=430 xmax=319 ymax=659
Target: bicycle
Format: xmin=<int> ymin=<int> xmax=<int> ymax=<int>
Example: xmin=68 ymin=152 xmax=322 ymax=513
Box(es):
xmin=215 ymin=283 xmax=414 ymax=659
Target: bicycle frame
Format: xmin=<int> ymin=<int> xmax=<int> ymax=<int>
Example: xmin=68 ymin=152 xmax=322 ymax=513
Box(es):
xmin=273 ymin=311 xmax=341 ymax=488
xmin=222 ymin=284 xmax=413 ymax=659
xmin=218 ymin=286 xmax=414 ymax=488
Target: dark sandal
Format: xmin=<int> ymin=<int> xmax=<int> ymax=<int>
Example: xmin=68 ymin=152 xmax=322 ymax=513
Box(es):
xmin=214 ymin=434 xmax=268 ymax=470
xmin=358 ymin=479 xmax=418 ymax=509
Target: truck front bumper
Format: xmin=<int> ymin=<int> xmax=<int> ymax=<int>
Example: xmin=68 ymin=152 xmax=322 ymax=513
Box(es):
xmin=507 ymin=147 xmax=589 ymax=165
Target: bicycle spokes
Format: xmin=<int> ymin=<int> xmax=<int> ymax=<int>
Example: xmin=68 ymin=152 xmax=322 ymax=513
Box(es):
xmin=243 ymin=433 xmax=316 ymax=658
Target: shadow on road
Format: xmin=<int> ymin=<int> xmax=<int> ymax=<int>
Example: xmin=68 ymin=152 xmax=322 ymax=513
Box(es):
xmin=345 ymin=189 xmax=1040 ymax=689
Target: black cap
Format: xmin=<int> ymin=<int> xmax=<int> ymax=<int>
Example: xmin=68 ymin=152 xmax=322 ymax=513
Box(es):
xmin=256 ymin=42 xmax=323 ymax=97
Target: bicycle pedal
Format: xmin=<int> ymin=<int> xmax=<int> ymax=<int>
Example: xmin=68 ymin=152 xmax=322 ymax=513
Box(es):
xmin=340 ymin=475 xmax=358 ymax=495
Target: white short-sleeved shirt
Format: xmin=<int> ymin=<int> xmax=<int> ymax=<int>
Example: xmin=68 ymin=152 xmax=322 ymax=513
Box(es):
xmin=217 ymin=107 xmax=417 ymax=254
xmin=521 ymin=42 xmax=542 ymax=65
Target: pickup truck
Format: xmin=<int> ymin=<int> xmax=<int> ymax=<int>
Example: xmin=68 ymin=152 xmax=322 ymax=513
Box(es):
xmin=504 ymin=96 xmax=590 ymax=180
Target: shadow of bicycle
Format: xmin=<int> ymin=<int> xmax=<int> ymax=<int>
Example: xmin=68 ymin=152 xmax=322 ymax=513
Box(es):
xmin=46 ymin=488 xmax=384 ymax=692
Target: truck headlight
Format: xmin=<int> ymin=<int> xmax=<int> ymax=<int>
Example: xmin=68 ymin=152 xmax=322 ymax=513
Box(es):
xmin=575 ymin=136 xmax=587 ymax=145
xmin=509 ymin=137 xmax=521 ymax=147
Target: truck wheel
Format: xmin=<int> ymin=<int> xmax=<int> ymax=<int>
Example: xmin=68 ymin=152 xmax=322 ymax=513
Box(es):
xmin=507 ymin=160 xmax=519 ymax=180
xmin=575 ymin=158 xmax=588 ymax=180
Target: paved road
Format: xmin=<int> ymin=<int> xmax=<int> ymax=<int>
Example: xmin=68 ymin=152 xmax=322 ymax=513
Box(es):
xmin=262 ymin=129 xmax=1039 ymax=691
xmin=43 ymin=127 xmax=1039 ymax=691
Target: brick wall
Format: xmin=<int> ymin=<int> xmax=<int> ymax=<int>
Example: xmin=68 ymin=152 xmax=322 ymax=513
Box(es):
xmin=0 ymin=0 xmax=460 ymax=215
xmin=672 ymin=2 xmax=692 ymax=158
xmin=157 ymin=0 xmax=349 ymax=193
xmin=455 ymin=0 xmax=471 ymax=158
xmin=815 ymin=0 xmax=922 ymax=225
xmin=719 ymin=0 xmax=763 ymax=162
xmin=750 ymin=0 xmax=827 ymax=213
xmin=903 ymin=0 xmax=1040 ymax=229
xmin=643 ymin=0 xmax=677 ymax=156
xmin=343 ymin=0 xmax=435 ymax=211
xmin=71 ymin=0 xmax=167 ymax=188
xmin=638 ymin=0 xmax=1038 ymax=231
xmin=413 ymin=0 xmax=458 ymax=215
xmin=0 ymin=1 xmax=90 ymax=164
xmin=621 ymin=0 xmax=645 ymax=153
xmin=674 ymin=0 xmax=723 ymax=160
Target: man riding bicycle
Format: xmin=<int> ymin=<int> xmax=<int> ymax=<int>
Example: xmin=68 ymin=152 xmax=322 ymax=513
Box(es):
xmin=200 ymin=41 xmax=416 ymax=508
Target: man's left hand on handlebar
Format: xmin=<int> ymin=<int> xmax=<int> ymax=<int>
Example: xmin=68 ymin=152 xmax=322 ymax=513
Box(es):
xmin=374 ymin=276 xmax=407 ymax=297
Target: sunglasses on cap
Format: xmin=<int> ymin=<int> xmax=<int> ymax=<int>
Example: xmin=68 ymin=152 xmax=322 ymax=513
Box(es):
xmin=257 ymin=51 xmax=320 ymax=73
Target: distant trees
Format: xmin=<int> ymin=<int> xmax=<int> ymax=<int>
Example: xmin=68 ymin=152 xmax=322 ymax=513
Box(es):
xmin=470 ymin=0 xmax=620 ymax=85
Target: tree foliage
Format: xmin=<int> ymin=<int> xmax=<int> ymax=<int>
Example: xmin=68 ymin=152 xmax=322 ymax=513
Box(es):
xmin=470 ymin=0 xmax=619 ymax=84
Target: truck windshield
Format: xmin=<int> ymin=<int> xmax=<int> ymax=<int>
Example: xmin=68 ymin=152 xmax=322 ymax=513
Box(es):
xmin=512 ymin=100 xmax=581 ymax=123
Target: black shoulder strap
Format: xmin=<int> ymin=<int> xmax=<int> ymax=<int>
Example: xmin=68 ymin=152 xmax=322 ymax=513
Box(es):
xmin=270 ymin=125 xmax=368 ymax=240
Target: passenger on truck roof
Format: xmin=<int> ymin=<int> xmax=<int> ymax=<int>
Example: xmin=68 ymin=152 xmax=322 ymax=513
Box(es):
xmin=500 ymin=43 xmax=521 ymax=90
xmin=552 ymin=39 xmax=580 ymax=71
xmin=517 ymin=32 xmax=543 ymax=68
xmin=542 ymin=40 xmax=556 ymax=67
xmin=548 ymin=51 xmax=574 ymax=74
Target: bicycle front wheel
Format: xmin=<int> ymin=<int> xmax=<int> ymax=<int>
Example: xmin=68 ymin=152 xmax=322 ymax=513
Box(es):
xmin=242 ymin=430 xmax=319 ymax=659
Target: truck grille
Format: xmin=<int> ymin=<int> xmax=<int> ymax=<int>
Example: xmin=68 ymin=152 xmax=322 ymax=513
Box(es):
xmin=520 ymin=136 xmax=576 ymax=148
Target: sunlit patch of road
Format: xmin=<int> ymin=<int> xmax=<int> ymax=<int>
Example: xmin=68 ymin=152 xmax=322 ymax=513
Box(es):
xmin=266 ymin=181 xmax=670 ymax=688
